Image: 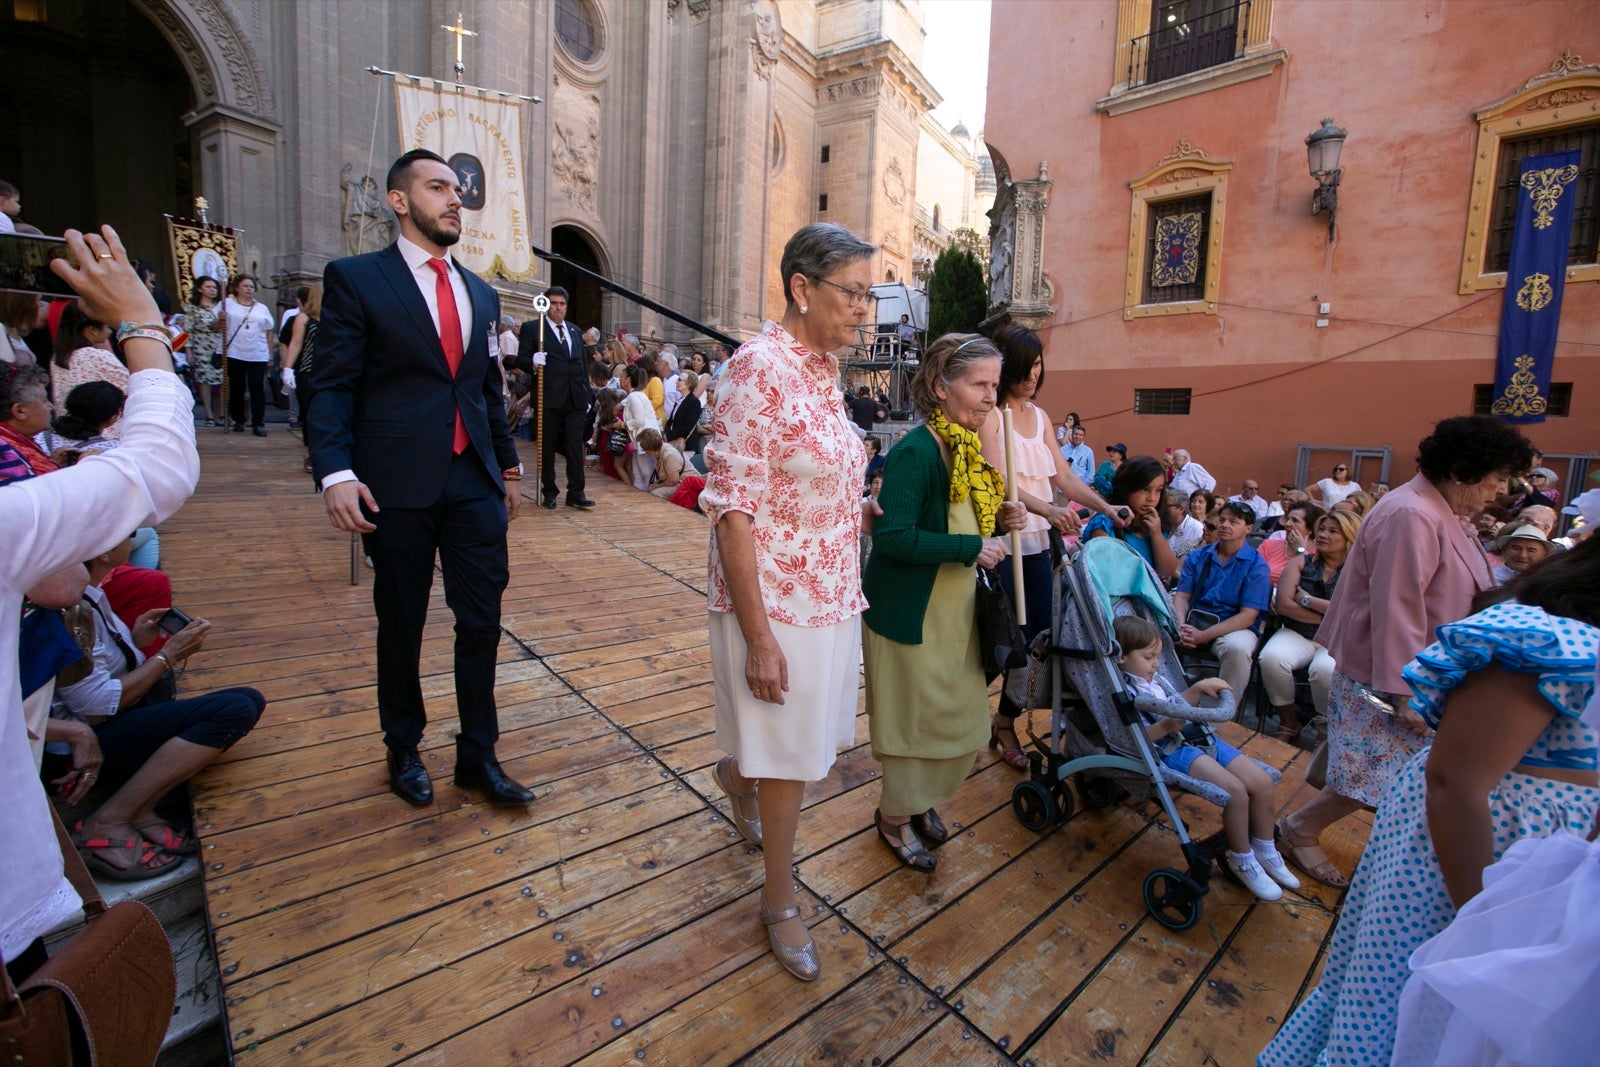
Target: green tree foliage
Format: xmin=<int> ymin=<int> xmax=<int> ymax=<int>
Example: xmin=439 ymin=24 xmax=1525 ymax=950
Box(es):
xmin=925 ymin=245 xmax=988 ymax=342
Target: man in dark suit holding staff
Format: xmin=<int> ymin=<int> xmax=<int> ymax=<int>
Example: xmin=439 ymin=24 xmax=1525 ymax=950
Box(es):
xmin=514 ymin=287 xmax=595 ymax=510
xmin=308 ymin=149 xmax=533 ymax=809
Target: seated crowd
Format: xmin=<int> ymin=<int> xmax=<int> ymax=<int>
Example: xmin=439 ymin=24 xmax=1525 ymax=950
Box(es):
xmin=5 ymin=263 xmax=265 ymax=885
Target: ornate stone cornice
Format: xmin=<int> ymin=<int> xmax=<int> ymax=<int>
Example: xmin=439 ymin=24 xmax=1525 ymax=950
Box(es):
xmin=1520 ymin=49 xmax=1600 ymax=91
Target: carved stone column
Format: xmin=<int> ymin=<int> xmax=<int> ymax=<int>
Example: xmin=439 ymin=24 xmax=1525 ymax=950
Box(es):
xmin=986 ymin=160 xmax=1054 ymax=329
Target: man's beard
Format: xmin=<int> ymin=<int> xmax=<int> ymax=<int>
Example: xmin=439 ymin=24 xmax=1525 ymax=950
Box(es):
xmin=412 ymin=203 xmax=460 ymax=247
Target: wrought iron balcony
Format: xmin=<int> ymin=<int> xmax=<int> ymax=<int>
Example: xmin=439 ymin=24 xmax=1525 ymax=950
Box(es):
xmin=1126 ymin=0 xmax=1250 ymax=89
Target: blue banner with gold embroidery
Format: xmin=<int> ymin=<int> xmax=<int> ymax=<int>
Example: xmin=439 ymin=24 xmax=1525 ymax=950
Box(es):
xmin=1493 ymin=149 xmax=1580 ymax=423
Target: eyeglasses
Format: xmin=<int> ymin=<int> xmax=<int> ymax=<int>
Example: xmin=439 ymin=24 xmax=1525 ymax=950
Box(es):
xmin=812 ymin=277 xmax=871 ymax=309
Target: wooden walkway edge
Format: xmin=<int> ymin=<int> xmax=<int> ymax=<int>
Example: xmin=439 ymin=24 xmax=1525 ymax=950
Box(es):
xmin=165 ymin=428 xmax=1370 ymax=1065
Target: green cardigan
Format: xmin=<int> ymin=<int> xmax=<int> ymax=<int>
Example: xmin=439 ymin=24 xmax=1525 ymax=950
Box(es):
xmin=861 ymin=425 xmax=985 ymax=644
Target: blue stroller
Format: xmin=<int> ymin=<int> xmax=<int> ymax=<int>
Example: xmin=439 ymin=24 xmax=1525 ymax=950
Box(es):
xmin=1005 ymin=537 xmax=1282 ymax=930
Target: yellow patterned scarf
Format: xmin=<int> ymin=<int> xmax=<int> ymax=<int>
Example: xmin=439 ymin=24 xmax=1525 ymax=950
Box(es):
xmin=927 ymin=408 xmax=1007 ymax=536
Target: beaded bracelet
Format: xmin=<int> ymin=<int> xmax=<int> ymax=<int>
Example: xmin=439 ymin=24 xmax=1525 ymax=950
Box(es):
xmin=116 ymin=322 xmax=174 ymax=349
xmin=502 ymin=469 xmax=523 ymax=481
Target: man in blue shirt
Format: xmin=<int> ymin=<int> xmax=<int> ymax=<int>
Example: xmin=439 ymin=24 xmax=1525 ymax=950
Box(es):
xmin=1060 ymin=423 xmax=1094 ymax=484
xmin=1172 ymin=500 xmax=1270 ymax=698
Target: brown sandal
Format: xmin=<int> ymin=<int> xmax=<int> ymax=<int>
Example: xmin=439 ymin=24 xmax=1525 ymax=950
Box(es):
xmin=1275 ymin=817 xmax=1347 ymax=887
xmin=989 ymin=715 xmax=1029 ymax=771
xmin=1273 ymin=722 xmax=1302 ymax=743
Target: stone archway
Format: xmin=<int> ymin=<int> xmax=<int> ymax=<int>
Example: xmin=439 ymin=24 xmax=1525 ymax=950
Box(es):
xmin=550 ymin=224 xmax=610 ymax=337
xmin=0 ymin=0 xmax=280 ymax=295
xmin=0 ymin=0 xmax=197 ymax=286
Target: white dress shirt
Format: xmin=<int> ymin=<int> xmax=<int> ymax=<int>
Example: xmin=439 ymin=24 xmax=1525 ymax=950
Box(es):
xmin=395 ymin=235 xmax=471 ymax=351
xmin=1169 ymin=460 xmax=1216 ymax=496
xmin=1 ymin=371 xmax=199 ymax=960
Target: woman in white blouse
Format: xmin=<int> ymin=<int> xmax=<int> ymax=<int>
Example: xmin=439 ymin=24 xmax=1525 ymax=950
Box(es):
xmin=1310 ymin=461 xmax=1362 ymax=507
xmin=221 ymin=273 xmax=278 ymax=436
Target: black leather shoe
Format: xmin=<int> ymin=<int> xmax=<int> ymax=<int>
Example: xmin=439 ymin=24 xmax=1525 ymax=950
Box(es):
xmin=231 ymin=422 xmax=244 ymax=433
xmin=252 ymin=426 xmax=267 ymax=437
xmin=909 ymin=807 xmax=950 ymax=848
xmin=541 ymin=494 xmax=558 ymax=509
xmin=386 ymin=747 xmax=433 ymax=807
xmin=454 ymin=755 xmax=534 ymax=807
xmin=566 ymin=496 xmax=596 ymax=509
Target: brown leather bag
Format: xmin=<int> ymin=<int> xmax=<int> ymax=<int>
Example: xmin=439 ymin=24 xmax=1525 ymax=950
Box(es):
xmin=0 ymin=810 xmax=176 ymax=1066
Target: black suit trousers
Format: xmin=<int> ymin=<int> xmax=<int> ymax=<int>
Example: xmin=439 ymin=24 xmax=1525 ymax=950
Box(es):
xmin=540 ymin=406 xmax=588 ymax=500
xmin=369 ymin=450 xmax=509 ymax=759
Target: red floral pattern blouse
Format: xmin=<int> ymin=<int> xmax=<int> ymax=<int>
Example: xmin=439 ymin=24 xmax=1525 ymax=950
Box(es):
xmin=701 ymin=321 xmax=868 ymax=626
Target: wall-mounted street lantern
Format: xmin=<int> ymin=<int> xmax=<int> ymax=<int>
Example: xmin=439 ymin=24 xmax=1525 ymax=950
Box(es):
xmin=1306 ymin=118 xmax=1347 ymax=238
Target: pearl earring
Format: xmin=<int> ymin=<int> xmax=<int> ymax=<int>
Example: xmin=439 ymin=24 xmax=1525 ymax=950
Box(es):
xmin=799 ymin=305 xmax=808 ymax=314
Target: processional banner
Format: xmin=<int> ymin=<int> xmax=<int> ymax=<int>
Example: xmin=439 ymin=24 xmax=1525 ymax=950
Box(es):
xmin=394 ymin=79 xmax=535 ymax=281
xmin=164 ymin=215 xmax=238 ymax=302
xmin=1492 ymin=149 xmax=1581 ymax=423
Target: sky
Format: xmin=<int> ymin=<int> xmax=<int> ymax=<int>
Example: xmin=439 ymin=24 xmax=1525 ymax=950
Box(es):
xmin=922 ymin=0 xmax=992 ymax=137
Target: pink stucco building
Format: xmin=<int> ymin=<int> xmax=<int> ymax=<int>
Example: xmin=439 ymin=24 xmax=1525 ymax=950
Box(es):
xmin=985 ymin=0 xmax=1597 ymax=495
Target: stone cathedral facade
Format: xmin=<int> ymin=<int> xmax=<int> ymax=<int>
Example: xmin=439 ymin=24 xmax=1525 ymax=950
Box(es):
xmin=1 ymin=0 xmax=979 ymax=344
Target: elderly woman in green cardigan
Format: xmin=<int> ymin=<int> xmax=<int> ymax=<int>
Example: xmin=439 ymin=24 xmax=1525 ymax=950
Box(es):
xmin=861 ymin=334 xmax=1025 ymax=872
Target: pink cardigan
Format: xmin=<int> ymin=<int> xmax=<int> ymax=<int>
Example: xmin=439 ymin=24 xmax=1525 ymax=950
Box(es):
xmin=1318 ymin=474 xmax=1495 ymax=694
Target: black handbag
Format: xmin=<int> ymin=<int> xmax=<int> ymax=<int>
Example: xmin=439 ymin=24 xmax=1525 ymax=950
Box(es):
xmin=975 ymin=566 xmax=1028 ymax=675
xmin=606 ymin=427 xmax=630 ymax=456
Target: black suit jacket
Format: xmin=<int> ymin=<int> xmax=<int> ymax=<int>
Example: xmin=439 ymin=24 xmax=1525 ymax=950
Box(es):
xmin=308 ymin=244 xmax=519 ymax=509
xmin=514 ymin=317 xmax=590 ymax=413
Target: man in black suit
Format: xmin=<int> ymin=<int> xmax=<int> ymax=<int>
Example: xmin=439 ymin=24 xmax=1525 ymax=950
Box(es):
xmin=515 ymin=287 xmax=594 ymax=509
xmin=308 ymin=149 xmax=533 ymax=809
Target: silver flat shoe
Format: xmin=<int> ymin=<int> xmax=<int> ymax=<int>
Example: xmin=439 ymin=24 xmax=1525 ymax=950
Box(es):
xmin=713 ymin=755 xmax=763 ymax=847
xmin=759 ymin=896 xmax=819 ymax=982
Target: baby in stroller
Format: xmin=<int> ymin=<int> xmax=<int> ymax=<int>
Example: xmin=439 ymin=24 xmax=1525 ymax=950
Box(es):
xmin=1115 ymin=614 xmax=1299 ymax=902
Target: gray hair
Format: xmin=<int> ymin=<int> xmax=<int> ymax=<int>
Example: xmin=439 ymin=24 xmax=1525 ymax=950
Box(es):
xmin=622 ymin=332 xmax=639 ymax=348
xmin=499 ymin=314 xmax=515 ymax=328
xmin=908 ymin=333 xmax=1001 ymax=418
xmin=779 ymin=223 xmax=877 ymax=306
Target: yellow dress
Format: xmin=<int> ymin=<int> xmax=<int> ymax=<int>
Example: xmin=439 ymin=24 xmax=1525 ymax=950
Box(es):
xmin=863 ymin=497 xmax=989 ymax=816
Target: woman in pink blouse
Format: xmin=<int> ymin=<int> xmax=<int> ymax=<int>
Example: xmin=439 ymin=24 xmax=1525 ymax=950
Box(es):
xmin=700 ymin=223 xmax=876 ymax=983
xmin=50 ymin=302 xmax=129 ymax=439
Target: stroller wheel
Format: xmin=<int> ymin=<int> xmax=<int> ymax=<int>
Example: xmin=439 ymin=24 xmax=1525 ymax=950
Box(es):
xmin=1077 ymin=774 xmax=1122 ymax=809
xmin=1143 ymin=868 xmax=1204 ymax=931
xmin=1049 ymin=778 xmax=1076 ymax=823
xmin=1011 ymin=780 xmax=1058 ymax=832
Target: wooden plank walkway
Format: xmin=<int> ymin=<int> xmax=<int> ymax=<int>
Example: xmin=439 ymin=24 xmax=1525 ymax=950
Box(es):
xmin=164 ymin=427 xmax=1372 ymax=1066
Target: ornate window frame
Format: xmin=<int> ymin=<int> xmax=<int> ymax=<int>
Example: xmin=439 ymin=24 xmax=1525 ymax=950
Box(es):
xmin=1459 ymin=51 xmax=1600 ymax=294
xmin=1125 ymin=142 xmax=1231 ymax=319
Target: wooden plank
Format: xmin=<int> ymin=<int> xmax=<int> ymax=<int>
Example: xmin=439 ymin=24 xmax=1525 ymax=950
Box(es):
xmin=1142 ymin=900 xmax=1334 ymax=1066
xmin=230 ymin=830 xmax=766 ymax=1061
xmin=404 ymin=887 xmax=849 ymax=1066
xmin=889 ymin=1015 xmax=1012 ymax=1066
xmin=749 ymin=963 xmax=946 ymax=1065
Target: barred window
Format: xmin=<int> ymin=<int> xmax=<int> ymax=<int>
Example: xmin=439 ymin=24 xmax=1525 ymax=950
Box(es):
xmin=1485 ymin=123 xmax=1599 ymax=273
xmin=1143 ymin=195 xmax=1210 ymax=304
xmin=1134 ymin=387 xmax=1193 ymax=415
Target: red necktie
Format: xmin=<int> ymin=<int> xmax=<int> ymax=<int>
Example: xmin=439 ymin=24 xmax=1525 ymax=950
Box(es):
xmin=427 ymin=258 xmax=470 ymax=455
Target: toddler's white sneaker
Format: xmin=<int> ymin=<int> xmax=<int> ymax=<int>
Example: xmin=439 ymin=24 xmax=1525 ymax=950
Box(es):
xmin=1227 ymin=851 xmax=1284 ymax=902
xmin=1253 ymin=845 xmax=1301 ymax=890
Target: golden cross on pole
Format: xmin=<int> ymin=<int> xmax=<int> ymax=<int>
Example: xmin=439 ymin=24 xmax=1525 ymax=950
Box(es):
xmin=441 ymin=12 xmax=477 ymax=82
